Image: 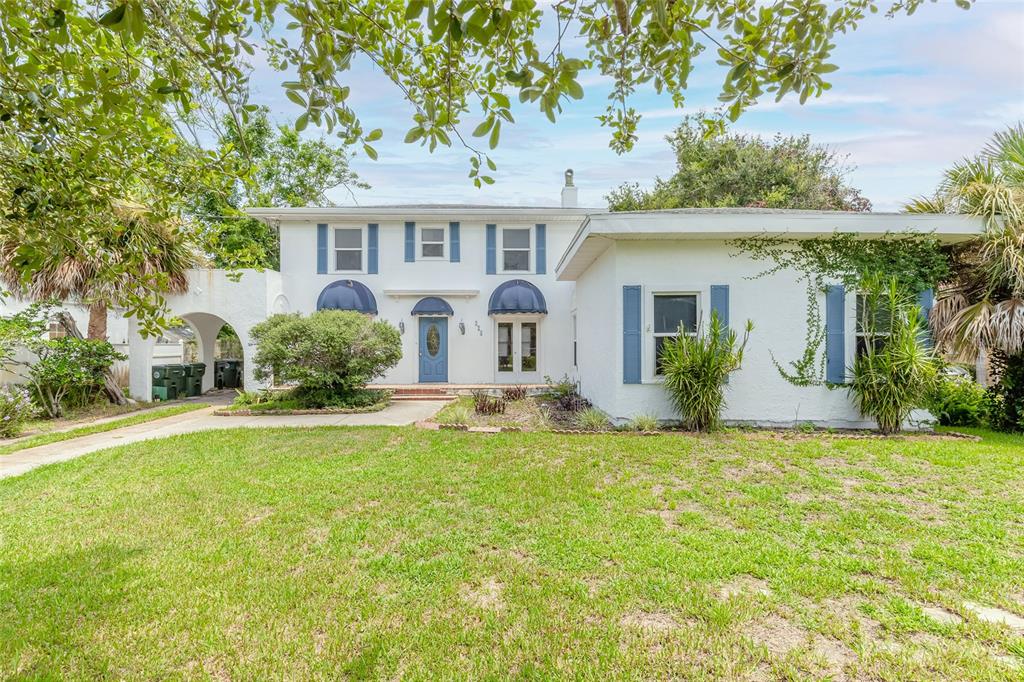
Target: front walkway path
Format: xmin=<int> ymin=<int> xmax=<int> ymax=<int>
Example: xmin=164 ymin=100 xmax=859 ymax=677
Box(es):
xmin=0 ymin=401 xmax=447 ymax=480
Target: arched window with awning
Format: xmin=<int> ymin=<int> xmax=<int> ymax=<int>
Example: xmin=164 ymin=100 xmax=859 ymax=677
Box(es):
xmin=487 ymin=279 xmax=547 ymax=315
xmin=316 ymin=279 xmax=378 ymax=315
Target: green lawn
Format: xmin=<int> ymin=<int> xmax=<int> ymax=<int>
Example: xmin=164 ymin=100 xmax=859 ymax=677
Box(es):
xmin=2 ymin=427 xmax=1023 ymax=679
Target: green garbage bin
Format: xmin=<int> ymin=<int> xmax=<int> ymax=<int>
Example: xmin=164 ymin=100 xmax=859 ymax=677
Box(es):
xmin=215 ymin=359 xmax=242 ymax=389
xmin=151 ymin=365 xmax=178 ymax=401
xmin=186 ymin=362 xmax=206 ymax=397
xmin=165 ymin=364 xmax=187 ymax=398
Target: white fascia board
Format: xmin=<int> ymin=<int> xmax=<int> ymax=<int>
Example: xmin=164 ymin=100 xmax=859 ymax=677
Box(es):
xmin=246 ymin=207 xmax=591 ymax=224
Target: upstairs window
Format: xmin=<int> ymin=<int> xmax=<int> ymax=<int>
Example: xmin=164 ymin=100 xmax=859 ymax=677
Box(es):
xmin=334 ymin=228 xmax=363 ymax=272
xmin=502 ymin=228 xmax=531 ymax=272
xmin=421 ymin=227 xmax=445 ymax=259
xmin=652 ymin=293 xmax=697 ymax=375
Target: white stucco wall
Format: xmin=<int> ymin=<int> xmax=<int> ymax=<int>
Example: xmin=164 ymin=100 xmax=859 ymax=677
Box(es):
xmin=277 ymin=213 xmax=582 ymax=384
xmin=574 ymin=239 xmax=909 ymax=428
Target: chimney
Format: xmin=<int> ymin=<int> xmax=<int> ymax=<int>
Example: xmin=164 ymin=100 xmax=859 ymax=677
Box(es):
xmin=561 ymin=168 xmax=578 ymax=208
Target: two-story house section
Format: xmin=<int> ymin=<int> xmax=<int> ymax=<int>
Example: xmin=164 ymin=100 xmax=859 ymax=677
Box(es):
xmin=247 ymin=198 xmax=587 ymax=386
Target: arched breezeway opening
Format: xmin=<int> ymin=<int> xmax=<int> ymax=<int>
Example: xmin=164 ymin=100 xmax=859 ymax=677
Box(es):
xmin=128 ymin=310 xmax=262 ymax=401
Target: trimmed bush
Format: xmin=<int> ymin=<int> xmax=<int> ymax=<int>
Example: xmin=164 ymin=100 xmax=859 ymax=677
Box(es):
xmin=660 ymin=310 xmax=752 ymax=432
xmin=251 ymin=311 xmax=401 ymax=393
xmin=0 ymin=385 xmax=34 ymax=438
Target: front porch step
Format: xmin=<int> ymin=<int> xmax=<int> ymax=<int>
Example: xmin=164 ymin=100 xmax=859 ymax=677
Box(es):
xmin=390 ymin=393 xmax=457 ymax=402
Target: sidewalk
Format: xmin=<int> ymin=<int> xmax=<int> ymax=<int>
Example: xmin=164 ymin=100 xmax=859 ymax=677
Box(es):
xmin=0 ymin=400 xmax=447 ymax=480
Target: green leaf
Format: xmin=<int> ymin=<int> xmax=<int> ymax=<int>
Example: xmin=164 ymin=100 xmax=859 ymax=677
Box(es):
xmin=362 ymin=143 xmax=378 ymax=160
xmin=405 ymin=0 xmax=425 ymax=20
xmin=365 ymin=128 xmax=383 ymax=142
xmin=97 ymin=3 xmax=127 ymax=27
xmin=404 ymin=127 xmax=424 ymax=144
xmin=488 ymin=120 xmax=500 ymax=149
xmin=295 ymin=112 xmax=309 ymax=131
xmin=286 ymin=90 xmax=306 ymax=107
xmin=472 ymin=117 xmax=493 ymax=137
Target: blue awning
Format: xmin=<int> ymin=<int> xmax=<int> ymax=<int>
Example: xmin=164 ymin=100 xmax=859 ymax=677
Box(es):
xmin=488 ymin=280 xmax=547 ymax=315
xmin=316 ymin=279 xmax=378 ymax=314
xmin=410 ymin=296 xmax=454 ymax=316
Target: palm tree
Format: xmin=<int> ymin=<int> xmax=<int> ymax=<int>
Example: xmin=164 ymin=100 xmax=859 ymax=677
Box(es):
xmin=906 ymin=123 xmax=1024 ymax=362
xmin=0 ymin=201 xmax=197 ymax=341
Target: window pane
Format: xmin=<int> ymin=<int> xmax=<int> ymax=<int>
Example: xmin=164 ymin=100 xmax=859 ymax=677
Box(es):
xmin=521 ymin=323 xmax=537 ymax=371
xmin=422 ymin=228 xmax=444 ymax=243
xmin=503 ymin=249 xmax=529 ymax=271
xmin=422 ymin=243 xmax=444 ymax=258
xmin=856 ymin=294 xmax=892 ymax=334
xmin=335 ymin=228 xmax=361 ymax=249
xmin=654 ymin=336 xmax=674 ymax=375
xmin=497 ymin=323 xmax=513 ymax=372
xmin=503 ymin=228 xmax=530 ymax=249
xmin=653 ymin=295 xmax=697 ymax=334
xmin=335 ymin=249 xmax=361 ymax=271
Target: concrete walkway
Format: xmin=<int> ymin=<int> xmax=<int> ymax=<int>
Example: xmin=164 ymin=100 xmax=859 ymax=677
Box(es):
xmin=0 ymin=401 xmax=447 ymax=481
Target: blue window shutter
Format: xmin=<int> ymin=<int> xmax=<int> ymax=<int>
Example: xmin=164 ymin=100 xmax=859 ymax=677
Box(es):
xmin=367 ymin=223 xmax=379 ymax=274
xmin=918 ymin=288 xmax=934 ymax=346
xmin=623 ymin=285 xmax=642 ymax=384
xmin=486 ymin=224 xmax=496 ymax=274
xmin=535 ymin=223 xmax=546 ymax=274
xmin=316 ymin=223 xmax=327 ymax=274
xmin=825 ymin=284 xmax=846 ymax=384
xmin=405 ymin=221 xmax=415 ymax=262
xmin=709 ymin=285 xmax=729 ymax=339
xmin=449 ymin=222 xmax=460 ymax=262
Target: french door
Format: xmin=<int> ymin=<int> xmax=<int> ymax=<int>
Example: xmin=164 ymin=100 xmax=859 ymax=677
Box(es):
xmin=496 ymin=318 xmax=540 ymax=383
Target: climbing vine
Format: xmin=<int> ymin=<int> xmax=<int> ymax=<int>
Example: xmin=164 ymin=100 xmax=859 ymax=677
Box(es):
xmin=730 ymin=232 xmax=949 ymax=386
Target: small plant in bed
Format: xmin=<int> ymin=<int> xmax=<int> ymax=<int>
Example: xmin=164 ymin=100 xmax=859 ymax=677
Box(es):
xmin=501 ymin=385 xmax=527 ymax=401
xmin=625 ymin=413 xmax=659 ymax=432
xmin=472 ymin=390 xmax=506 ymax=415
xmin=573 ymin=407 xmax=609 ymax=431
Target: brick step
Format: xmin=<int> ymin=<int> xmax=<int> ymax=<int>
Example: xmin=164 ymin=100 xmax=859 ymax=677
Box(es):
xmin=390 ymin=394 xmax=457 ymax=402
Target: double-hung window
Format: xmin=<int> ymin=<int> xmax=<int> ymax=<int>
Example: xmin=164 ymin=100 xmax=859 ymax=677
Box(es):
xmin=502 ymin=228 xmax=531 ymax=272
xmin=653 ymin=293 xmax=698 ymax=375
xmin=855 ymin=293 xmax=892 ymax=358
xmin=421 ymin=227 xmax=445 ymax=259
xmin=334 ymin=228 xmax=363 ymax=272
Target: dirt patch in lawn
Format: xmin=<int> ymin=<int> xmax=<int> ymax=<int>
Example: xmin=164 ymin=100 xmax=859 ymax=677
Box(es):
xmin=460 ymin=577 xmax=505 ymax=611
xmin=620 ymin=611 xmax=683 ymax=632
xmin=719 ymin=575 xmax=772 ymax=600
xmin=434 ymin=396 xmax=550 ymax=430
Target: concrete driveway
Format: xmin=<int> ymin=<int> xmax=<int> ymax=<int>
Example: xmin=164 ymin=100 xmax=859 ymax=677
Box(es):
xmin=0 ymin=400 xmax=447 ymax=480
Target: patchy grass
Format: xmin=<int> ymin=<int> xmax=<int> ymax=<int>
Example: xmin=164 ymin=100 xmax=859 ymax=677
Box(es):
xmin=0 ymin=403 xmax=208 ymax=456
xmin=14 ymin=400 xmax=150 ymax=439
xmin=434 ymin=395 xmax=550 ymax=430
xmin=2 ymin=428 xmax=1024 ymax=679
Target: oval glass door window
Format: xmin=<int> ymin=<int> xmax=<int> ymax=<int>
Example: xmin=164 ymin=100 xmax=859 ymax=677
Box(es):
xmin=426 ymin=324 xmax=441 ymax=356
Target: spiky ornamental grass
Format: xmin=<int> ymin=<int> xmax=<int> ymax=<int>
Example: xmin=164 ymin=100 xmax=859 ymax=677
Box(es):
xmin=849 ymin=277 xmax=939 ymax=434
xmin=660 ymin=311 xmax=752 ymax=432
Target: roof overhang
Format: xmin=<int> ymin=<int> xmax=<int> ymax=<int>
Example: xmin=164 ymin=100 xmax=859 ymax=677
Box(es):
xmin=247 ymin=206 xmax=590 ymax=224
xmin=555 ymin=209 xmax=986 ymax=281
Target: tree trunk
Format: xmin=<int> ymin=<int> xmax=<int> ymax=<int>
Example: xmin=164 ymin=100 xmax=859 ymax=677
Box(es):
xmin=87 ymin=301 xmax=108 ymax=340
xmin=57 ymin=312 xmax=130 ymax=406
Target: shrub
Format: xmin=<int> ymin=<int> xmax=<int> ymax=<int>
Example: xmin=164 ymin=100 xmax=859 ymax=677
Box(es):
xmin=232 ymin=389 xmax=273 ymax=407
xmin=626 ymin=414 xmax=660 ymax=432
xmin=660 ymin=310 xmax=752 ymax=432
xmin=986 ymin=353 xmax=1024 ymax=432
xmin=925 ymin=373 xmax=988 ymax=427
xmin=0 ymin=385 xmax=34 ymax=438
xmin=28 ymin=338 xmax=125 ymax=418
xmin=544 ymin=374 xmax=577 ymax=400
xmin=849 ymin=279 xmax=938 ymax=434
xmin=573 ymin=407 xmax=609 ymax=431
xmin=558 ymin=394 xmax=592 ymax=413
xmin=250 ymin=311 xmax=401 ymax=393
xmin=437 ymin=404 xmax=472 ymax=425
xmin=472 ymin=390 xmax=506 ymax=415
xmin=502 ymin=385 xmax=527 ymax=401
xmin=291 ymin=385 xmax=387 ymax=409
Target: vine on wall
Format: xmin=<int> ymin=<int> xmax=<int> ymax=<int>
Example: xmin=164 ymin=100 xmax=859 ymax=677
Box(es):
xmin=729 ymin=232 xmax=949 ymax=386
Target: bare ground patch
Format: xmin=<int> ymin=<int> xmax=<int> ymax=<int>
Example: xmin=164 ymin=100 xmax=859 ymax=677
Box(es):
xmin=459 ymin=577 xmax=505 ymax=611
xmin=620 ymin=611 xmax=683 ymax=633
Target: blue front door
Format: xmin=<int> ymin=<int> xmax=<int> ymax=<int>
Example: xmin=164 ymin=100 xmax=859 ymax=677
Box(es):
xmin=418 ymin=317 xmax=448 ymax=383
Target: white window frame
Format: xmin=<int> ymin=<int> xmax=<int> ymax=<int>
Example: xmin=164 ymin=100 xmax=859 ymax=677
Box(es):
xmin=853 ymin=292 xmax=892 ymax=361
xmin=500 ymin=226 xmax=532 ymax=274
xmin=643 ymin=287 xmax=702 ymax=382
xmin=331 ymin=225 xmax=367 ymax=274
xmin=493 ymin=314 xmax=543 ymax=382
xmin=418 ymin=224 xmax=447 ymax=260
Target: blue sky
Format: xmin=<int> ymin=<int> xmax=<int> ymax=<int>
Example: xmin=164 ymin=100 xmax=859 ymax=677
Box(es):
xmin=248 ymin=1 xmax=1024 ymax=211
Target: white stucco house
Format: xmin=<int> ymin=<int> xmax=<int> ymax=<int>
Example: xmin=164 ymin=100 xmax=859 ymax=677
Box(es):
xmin=120 ymin=173 xmax=982 ymax=428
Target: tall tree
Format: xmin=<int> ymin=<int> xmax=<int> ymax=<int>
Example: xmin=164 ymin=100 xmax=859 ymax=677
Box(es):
xmin=606 ymin=116 xmax=871 ymax=211
xmin=192 ymin=108 xmax=367 ymax=269
xmin=906 ymin=123 xmax=1024 ymax=359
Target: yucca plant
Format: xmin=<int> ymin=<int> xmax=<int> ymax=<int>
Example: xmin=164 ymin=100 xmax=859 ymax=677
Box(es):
xmin=849 ymin=277 xmax=939 ymax=434
xmin=660 ymin=310 xmax=752 ymax=431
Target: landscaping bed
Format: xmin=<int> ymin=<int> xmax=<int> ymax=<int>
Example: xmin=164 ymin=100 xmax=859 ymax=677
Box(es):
xmin=218 ymin=388 xmax=391 ymax=416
